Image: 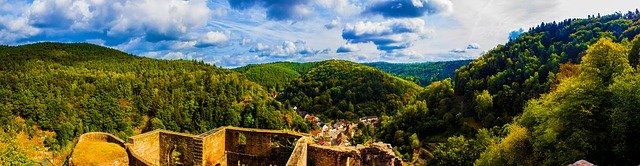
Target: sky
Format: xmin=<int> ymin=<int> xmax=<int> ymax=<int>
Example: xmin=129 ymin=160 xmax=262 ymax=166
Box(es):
xmin=1 ymin=0 xmax=639 ymax=68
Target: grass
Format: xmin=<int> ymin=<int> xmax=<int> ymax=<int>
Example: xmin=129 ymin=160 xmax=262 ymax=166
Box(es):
xmin=70 ymin=141 xmax=128 ymax=166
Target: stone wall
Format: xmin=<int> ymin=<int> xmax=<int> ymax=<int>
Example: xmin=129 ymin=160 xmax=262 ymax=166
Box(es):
xmin=157 ymin=131 xmax=200 ymax=166
xmin=76 ymin=126 xmax=403 ymax=166
xmin=286 ymin=137 xmax=310 ymax=166
xmin=222 ymin=127 xmax=306 ymax=166
xmin=77 ymin=132 xmax=125 ymax=147
xmin=307 ymin=143 xmax=402 ymax=166
xmin=126 ymin=146 xmax=155 ymax=166
xmin=200 ymin=128 xmax=226 ymax=166
xmin=127 ymin=130 xmax=161 ymax=165
xmin=358 ymin=143 xmax=403 ymax=166
xmin=225 ymin=130 xmax=272 ymax=156
xmin=307 ymin=145 xmax=358 ymax=166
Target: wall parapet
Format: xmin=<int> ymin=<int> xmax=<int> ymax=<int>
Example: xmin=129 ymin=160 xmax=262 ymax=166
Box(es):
xmin=77 ymin=132 xmax=125 ymax=147
xmin=286 ymin=136 xmax=311 ymax=166
xmin=72 ymin=126 xmax=403 ymax=166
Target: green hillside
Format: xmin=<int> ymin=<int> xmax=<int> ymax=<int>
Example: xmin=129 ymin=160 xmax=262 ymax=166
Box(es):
xmin=455 ymin=11 xmax=640 ymax=125
xmin=0 ymin=42 xmax=310 ymax=163
xmin=364 ymin=60 xmax=472 ymax=86
xmin=426 ymin=11 xmax=640 ymax=165
xmin=234 ymin=60 xmax=470 ymax=90
xmin=232 ymin=62 xmax=318 ymax=92
xmin=277 ymin=60 xmax=422 ymax=120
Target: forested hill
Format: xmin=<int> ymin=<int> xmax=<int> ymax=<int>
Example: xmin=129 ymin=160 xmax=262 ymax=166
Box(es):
xmin=364 ymin=60 xmax=472 ymax=86
xmin=0 ymin=42 xmax=310 ymax=163
xmin=277 ymin=60 xmax=422 ymax=120
xmin=424 ymin=10 xmax=640 ymax=165
xmin=454 ymin=11 xmax=640 ymax=125
xmin=234 ymin=60 xmax=471 ymax=91
xmin=232 ymin=62 xmax=319 ymax=92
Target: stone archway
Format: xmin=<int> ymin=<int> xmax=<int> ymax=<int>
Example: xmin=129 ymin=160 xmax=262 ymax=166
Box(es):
xmin=168 ymin=145 xmax=185 ymax=166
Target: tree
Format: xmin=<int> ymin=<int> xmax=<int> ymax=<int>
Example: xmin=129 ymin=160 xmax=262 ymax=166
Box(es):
xmin=580 ymin=38 xmax=632 ymax=84
xmin=430 ymin=129 xmax=498 ymax=166
xmin=474 ymin=90 xmax=493 ymax=119
xmin=150 ymin=117 xmax=165 ymax=130
xmin=409 ymin=133 xmax=420 ymax=149
xmin=629 ymin=35 xmax=640 ymax=68
xmin=476 ymin=125 xmax=531 ymax=166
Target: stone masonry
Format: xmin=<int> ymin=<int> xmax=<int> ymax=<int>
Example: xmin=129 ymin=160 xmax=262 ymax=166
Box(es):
xmin=71 ymin=126 xmax=403 ymax=166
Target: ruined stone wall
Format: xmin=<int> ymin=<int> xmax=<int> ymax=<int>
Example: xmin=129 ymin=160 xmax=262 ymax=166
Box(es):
xmin=126 ymin=130 xmax=161 ymax=165
xmin=157 ymin=131 xmax=200 ymax=166
xmin=226 ymin=130 xmax=272 ymax=156
xmin=76 ymin=126 xmax=405 ymax=166
xmin=200 ymin=128 xmax=226 ymax=166
xmin=223 ymin=127 xmax=305 ymax=166
xmin=307 ymin=145 xmax=358 ymax=166
xmin=307 ymin=143 xmax=403 ymax=166
xmin=358 ymin=143 xmax=403 ymax=166
xmin=286 ymin=137 xmax=310 ymax=166
xmin=224 ymin=127 xmax=304 ymax=156
xmin=126 ymin=145 xmax=155 ymax=166
xmin=226 ymin=152 xmax=291 ymax=166
xmin=77 ymin=132 xmax=126 ymax=147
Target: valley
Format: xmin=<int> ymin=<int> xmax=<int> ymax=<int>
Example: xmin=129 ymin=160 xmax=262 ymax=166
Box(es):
xmin=2 ymin=8 xmax=640 ymax=166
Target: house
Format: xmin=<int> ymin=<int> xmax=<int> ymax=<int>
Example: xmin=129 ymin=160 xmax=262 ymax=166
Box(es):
xmin=359 ymin=116 xmax=379 ymax=126
xmin=322 ymin=125 xmax=330 ymax=132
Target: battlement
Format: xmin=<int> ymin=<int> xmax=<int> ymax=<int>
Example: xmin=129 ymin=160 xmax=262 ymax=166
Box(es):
xmin=71 ymin=126 xmax=402 ymax=166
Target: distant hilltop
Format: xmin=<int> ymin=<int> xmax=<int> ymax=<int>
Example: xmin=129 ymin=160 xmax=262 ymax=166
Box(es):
xmin=70 ymin=126 xmax=403 ymax=166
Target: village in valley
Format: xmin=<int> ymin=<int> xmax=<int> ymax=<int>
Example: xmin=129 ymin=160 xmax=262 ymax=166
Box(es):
xmin=295 ymin=106 xmax=379 ymax=147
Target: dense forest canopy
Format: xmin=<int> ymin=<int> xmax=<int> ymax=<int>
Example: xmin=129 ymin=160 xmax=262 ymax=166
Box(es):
xmin=234 ymin=60 xmax=469 ymax=91
xmin=454 ymin=10 xmax=640 ymax=127
xmin=0 ymin=42 xmax=310 ymax=164
xmin=364 ymin=60 xmax=472 ymax=86
xmin=277 ymin=60 xmax=422 ymax=120
xmin=428 ymin=11 xmax=640 ymax=165
xmin=232 ymin=62 xmax=319 ymax=92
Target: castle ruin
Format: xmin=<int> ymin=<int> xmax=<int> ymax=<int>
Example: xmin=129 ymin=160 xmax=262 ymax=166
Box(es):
xmin=70 ymin=126 xmax=403 ymax=166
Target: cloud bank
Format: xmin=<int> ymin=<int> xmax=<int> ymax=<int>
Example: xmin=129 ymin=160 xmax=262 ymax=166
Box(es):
xmin=228 ymin=0 xmax=314 ymax=20
xmin=364 ymin=0 xmax=453 ymax=18
xmin=337 ymin=43 xmax=360 ymax=53
xmin=342 ymin=18 xmax=431 ymax=52
xmin=1 ymin=0 xmax=637 ymax=67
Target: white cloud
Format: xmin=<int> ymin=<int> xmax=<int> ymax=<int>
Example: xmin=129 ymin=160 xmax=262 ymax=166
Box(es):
xmin=211 ymin=7 xmax=228 ymax=17
xmin=250 ymin=42 xmax=270 ymax=52
xmin=4 ymin=0 xmax=640 ymax=68
xmin=429 ymin=0 xmax=454 ymax=15
xmin=364 ymin=0 xmax=453 ymax=18
xmin=0 ymin=16 xmax=40 ymax=42
xmin=22 ymin=0 xmax=212 ymax=42
xmin=171 ymin=41 xmax=197 ymax=50
xmin=466 ymin=43 xmax=480 ymax=49
xmin=0 ymin=0 xmax=39 ymax=43
xmin=325 ymin=19 xmax=341 ymax=29
xmin=250 ymin=40 xmax=325 ymax=57
xmin=109 ymin=0 xmax=211 ymax=41
xmin=162 ymin=52 xmax=186 ymax=59
xmin=337 ymin=43 xmax=360 ymax=53
xmin=315 ymin=0 xmax=361 ymax=16
xmin=342 ymin=18 xmax=432 ymax=52
xmin=198 ymin=31 xmax=230 ymax=47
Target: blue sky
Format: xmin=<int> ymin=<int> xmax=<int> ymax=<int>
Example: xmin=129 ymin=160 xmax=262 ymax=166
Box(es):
xmin=1 ymin=0 xmax=639 ymax=68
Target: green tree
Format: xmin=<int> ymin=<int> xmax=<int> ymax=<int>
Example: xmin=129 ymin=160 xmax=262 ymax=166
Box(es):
xmin=409 ymin=133 xmax=420 ymax=149
xmin=580 ymin=38 xmax=632 ymax=84
xmin=150 ymin=117 xmax=165 ymax=130
xmin=474 ymin=90 xmax=493 ymax=118
xmin=629 ymin=34 xmax=640 ymax=68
